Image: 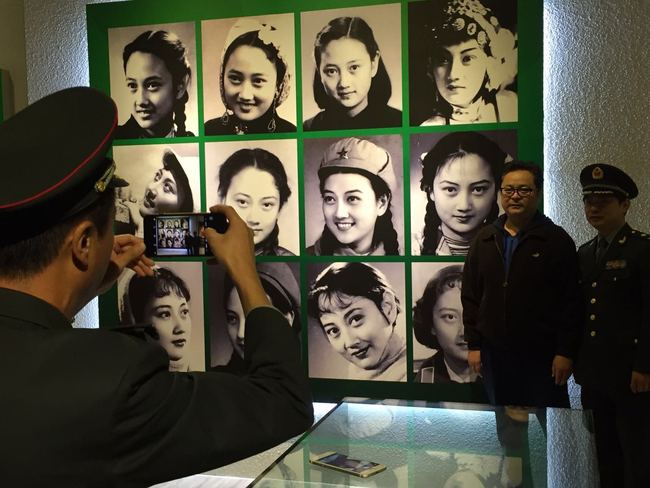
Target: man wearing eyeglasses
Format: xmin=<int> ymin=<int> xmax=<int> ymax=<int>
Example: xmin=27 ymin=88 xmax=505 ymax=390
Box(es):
xmin=574 ymin=164 xmax=649 ymax=488
xmin=461 ymin=161 xmax=582 ymax=408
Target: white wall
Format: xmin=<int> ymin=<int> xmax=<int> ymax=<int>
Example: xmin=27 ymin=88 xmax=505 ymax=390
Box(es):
xmin=544 ymin=0 xmax=650 ymax=240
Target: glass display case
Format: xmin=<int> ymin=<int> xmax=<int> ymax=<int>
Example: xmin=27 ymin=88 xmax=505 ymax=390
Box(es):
xmin=250 ymin=399 xmax=598 ymax=487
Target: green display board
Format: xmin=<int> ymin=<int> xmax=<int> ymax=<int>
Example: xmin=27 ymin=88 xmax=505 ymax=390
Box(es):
xmin=0 ymin=71 xmax=6 ymax=121
xmin=89 ymin=0 xmax=542 ymax=402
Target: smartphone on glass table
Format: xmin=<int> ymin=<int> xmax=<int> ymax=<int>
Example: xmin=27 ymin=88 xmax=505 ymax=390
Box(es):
xmin=310 ymin=451 xmax=386 ymax=478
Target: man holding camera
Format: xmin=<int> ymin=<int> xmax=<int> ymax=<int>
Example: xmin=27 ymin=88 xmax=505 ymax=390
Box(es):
xmin=0 ymin=87 xmax=312 ymax=486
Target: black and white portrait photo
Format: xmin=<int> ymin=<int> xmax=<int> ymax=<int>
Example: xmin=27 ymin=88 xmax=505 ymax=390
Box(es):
xmin=301 ymin=4 xmax=402 ymax=131
xmin=112 ymin=143 xmax=201 ymax=238
xmin=307 ymin=262 xmax=407 ymax=382
xmin=117 ymin=261 xmax=205 ymax=372
xmin=204 ymin=139 xmax=299 ymax=256
xmin=408 ymin=0 xmax=518 ymax=126
xmin=201 ymin=14 xmax=296 ymax=135
xmin=208 ymin=262 xmax=301 ymax=374
xmin=303 ymin=135 xmax=404 ymax=256
xmin=410 ymin=130 xmax=516 ymax=256
xmin=412 ymin=262 xmax=479 ymax=384
xmin=108 ymin=22 xmax=198 ymax=138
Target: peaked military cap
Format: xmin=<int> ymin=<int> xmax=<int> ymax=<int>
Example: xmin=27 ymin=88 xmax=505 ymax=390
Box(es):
xmin=0 ymin=87 xmax=125 ymax=243
xmin=580 ymin=163 xmax=638 ymax=199
xmin=319 ymin=137 xmax=397 ymax=192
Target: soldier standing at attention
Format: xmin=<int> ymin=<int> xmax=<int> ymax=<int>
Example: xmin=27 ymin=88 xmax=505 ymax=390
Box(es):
xmin=575 ymin=164 xmax=650 ymax=488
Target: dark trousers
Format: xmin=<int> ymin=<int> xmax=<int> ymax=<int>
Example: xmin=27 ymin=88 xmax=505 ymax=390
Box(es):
xmin=481 ymin=344 xmax=570 ymax=408
xmin=581 ymin=385 xmax=650 ymax=488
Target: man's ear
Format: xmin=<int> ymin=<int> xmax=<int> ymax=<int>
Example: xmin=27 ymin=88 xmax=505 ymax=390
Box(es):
xmin=380 ymin=291 xmax=398 ymax=326
xmin=622 ymin=198 xmax=631 ymax=215
xmin=69 ymin=220 xmax=95 ymax=271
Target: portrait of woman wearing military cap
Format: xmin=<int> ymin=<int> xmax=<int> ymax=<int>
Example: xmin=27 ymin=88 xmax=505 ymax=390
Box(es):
xmin=208 ymin=262 xmax=301 ymax=374
xmin=303 ymin=135 xmax=405 ymax=256
xmin=112 ymin=143 xmax=201 ymax=238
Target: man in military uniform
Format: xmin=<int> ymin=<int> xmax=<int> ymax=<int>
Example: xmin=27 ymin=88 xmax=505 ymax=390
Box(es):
xmin=0 ymin=87 xmax=312 ymax=486
xmin=575 ymin=163 xmax=650 ymax=488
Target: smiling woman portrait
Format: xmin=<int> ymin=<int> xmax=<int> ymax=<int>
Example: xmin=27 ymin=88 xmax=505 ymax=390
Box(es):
xmin=108 ymin=24 xmax=197 ymax=139
xmin=303 ymin=16 xmax=401 ymax=131
xmin=305 ymin=137 xmax=403 ymax=256
xmin=204 ymin=17 xmax=296 ymax=135
xmin=301 ymin=4 xmax=402 ymax=131
xmin=408 ymin=0 xmax=517 ymax=126
xmin=308 ymin=262 xmax=407 ymax=382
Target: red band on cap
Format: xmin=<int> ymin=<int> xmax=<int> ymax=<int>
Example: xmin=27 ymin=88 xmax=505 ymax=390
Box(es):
xmin=0 ymin=107 xmax=118 ymax=210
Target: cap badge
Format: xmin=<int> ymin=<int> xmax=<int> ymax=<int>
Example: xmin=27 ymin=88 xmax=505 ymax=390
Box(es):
xmin=94 ymin=161 xmax=116 ymax=193
xmin=336 ymin=148 xmax=349 ymax=160
xmin=592 ymin=166 xmax=604 ymax=180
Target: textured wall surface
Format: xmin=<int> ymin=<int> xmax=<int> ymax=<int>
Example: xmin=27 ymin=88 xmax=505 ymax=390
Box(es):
xmin=24 ymin=0 xmax=122 ymax=328
xmin=544 ymin=0 xmax=650 ymax=243
xmin=24 ymin=0 xmax=118 ymax=104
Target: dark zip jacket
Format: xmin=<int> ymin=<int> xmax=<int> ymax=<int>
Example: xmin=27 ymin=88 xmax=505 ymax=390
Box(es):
xmin=461 ymin=212 xmax=582 ymax=358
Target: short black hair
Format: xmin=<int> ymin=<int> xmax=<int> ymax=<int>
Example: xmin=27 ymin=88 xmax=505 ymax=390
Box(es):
xmin=0 ymin=190 xmax=115 ymax=280
xmin=501 ymin=160 xmax=543 ymax=190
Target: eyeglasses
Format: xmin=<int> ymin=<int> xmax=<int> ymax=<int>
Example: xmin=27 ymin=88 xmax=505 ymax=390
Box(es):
xmin=500 ymin=186 xmax=535 ymax=197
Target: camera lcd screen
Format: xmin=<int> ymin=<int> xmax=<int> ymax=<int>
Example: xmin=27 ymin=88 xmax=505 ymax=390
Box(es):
xmin=143 ymin=213 xmax=226 ymax=257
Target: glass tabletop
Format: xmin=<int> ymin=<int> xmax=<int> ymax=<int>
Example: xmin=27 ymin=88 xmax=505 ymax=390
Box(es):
xmin=250 ymin=399 xmax=598 ymax=487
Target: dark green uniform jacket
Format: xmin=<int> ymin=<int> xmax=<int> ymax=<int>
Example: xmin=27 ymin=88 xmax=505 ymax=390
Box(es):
xmin=0 ymin=287 xmax=313 ymax=487
xmin=575 ymin=224 xmax=650 ymax=393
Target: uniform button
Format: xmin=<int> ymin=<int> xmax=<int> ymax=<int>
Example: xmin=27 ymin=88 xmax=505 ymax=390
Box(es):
xmin=590 ymin=298 xmax=596 ymax=304
xmin=591 ymin=282 xmax=597 ymax=288
xmin=590 ymin=314 xmax=596 ymax=320
xmin=634 ymin=338 xmax=638 ymax=344
xmin=590 ymin=331 xmax=596 ymax=337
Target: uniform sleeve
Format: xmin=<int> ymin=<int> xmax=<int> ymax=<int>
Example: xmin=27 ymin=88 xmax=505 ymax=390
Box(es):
xmin=634 ymin=242 xmax=650 ymax=373
xmin=554 ymin=230 xmax=583 ymax=359
xmin=111 ymin=307 xmax=313 ymax=486
xmin=462 ymin=239 xmax=482 ymax=350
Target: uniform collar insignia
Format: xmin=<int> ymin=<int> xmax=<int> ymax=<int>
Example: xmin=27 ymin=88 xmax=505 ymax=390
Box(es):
xmin=618 ymin=236 xmax=627 ymax=244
